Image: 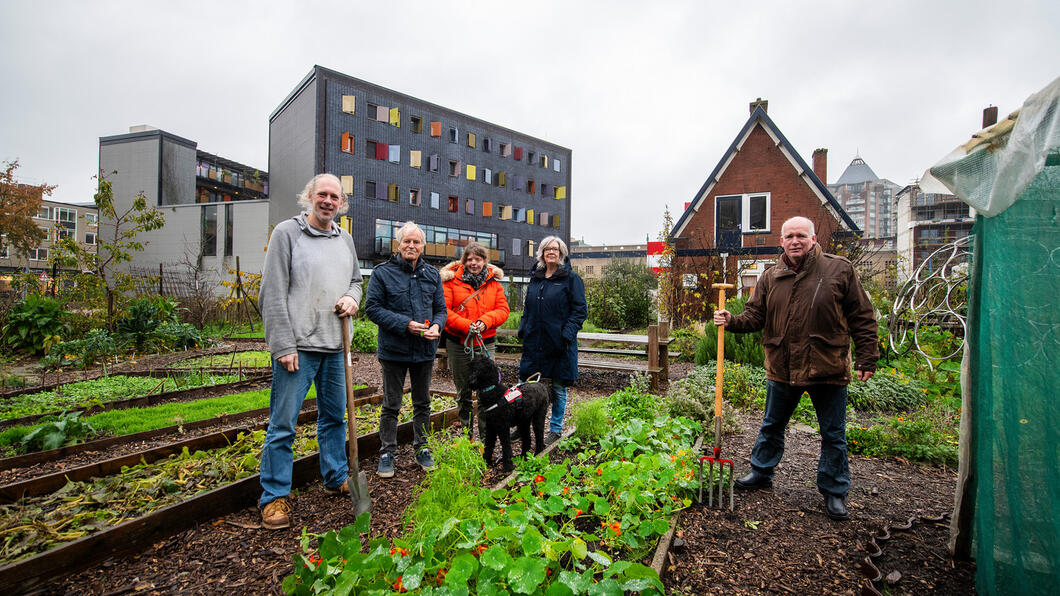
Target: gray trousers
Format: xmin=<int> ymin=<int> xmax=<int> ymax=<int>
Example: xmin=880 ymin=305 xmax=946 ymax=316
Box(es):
xmin=378 ymin=359 xmax=433 ymax=456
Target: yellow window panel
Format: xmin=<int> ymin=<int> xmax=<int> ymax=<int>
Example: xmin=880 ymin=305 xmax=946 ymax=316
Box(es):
xmin=527 ymin=209 xmax=535 ymax=225
xmin=555 ymin=185 xmax=567 ymax=199
xmin=341 ymin=95 xmax=356 ymax=114
xmin=467 ymin=132 xmax=476 ymax=148
xmin=340 ymin=175 xmax=354 ymax=195
xmin=410 ymin=150 xmax=422 ymax=169
xmin=498 ymin=171 xmax=507 ymax=187
xmin=466 ymin=164 xmax=476 ymax=180
xmin=389 ymin=107 xmax=400 ymax=127
xmin=551 ymin=214 xmax=560 ymax=228
xmin=501 ymin=205 xmax=513 ymax=220
xmin=388 ymin=183 xmax=398 ymax=201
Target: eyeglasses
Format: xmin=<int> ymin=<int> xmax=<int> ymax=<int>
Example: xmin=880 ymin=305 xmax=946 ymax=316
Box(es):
xmin=543 ymin=247 xmax=560 ymax=253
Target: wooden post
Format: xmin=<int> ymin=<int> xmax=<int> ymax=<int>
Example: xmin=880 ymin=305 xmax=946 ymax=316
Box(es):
xmin=158 ymin=263 xmax=163 ymax=296
xmin=647 ymin=324 xmax=659 ymax=391
xmin=658 ymin=320 xmax=670 ymax=387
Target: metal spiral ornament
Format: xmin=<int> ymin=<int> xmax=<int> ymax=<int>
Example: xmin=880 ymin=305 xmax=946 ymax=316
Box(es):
xmin=889 ymin=236 xmax=972 ymax=369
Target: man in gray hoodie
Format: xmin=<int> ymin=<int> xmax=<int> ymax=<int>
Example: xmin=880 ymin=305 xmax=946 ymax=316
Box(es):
xmin=258 ymin=173 xmax=362 ymax=530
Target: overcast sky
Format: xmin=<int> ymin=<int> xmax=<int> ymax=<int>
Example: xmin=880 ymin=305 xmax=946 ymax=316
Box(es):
xmin=2 ymin=0 xmax=1057 ymax=244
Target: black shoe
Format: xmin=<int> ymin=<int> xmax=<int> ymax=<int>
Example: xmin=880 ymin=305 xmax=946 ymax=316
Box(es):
xmin=824 ymin=495 xmax=850 ymax=521
xmin=733 ymin=470 xmax=773 ymax=491
xmin=510 ymin=428 xmax=521 ymax=441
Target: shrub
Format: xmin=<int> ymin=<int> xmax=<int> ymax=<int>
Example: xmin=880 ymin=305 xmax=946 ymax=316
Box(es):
xmin=669 ymin=327 xmax=701 ymax=363
xmin=847 ymin=370 xmax=928 ymax=412
xmin=584 ymin=261 xmax=656 ymax=330
xmin=847 ymin=414 xmax=957 ymax=465
xmin=156 ymin=322 xmax=206 ymax=351
xmin=116 ymin=297 xmax=180 ymax=353
xmin=694 ymin=297 xmax=765 ymax=367
xmin=1 ymin=295 xmax=70 ymax=355
xmin=666 ymin=364 xmax=744 ymax=434
xmin=350 ymin=318 xmax=378 ymax=353
xmin=20 ymin=411 xmax=96 ymax=453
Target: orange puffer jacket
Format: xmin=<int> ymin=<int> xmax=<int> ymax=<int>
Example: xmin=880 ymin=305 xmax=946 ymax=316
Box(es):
xmin=441 ymin=261 xmax=510 ymax=342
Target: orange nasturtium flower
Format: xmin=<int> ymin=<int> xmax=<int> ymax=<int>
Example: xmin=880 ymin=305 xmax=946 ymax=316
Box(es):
xmin=534 ymin=474 xmax=545 ymax=483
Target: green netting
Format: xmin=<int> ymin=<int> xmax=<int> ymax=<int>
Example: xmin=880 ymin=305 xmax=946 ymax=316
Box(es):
xmin=967 ymin=165 xmax=1060 ymax=594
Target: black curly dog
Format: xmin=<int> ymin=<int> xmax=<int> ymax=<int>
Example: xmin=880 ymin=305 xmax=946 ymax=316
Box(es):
xmin=467 ymin=355 xmax=550 ymax=472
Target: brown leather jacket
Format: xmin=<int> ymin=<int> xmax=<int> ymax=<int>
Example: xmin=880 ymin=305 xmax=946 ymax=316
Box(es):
xmin=727 ymin=244 xmax=878 ymax=386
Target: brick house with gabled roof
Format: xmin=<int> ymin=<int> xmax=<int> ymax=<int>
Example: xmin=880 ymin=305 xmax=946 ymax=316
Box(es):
xmin=665 ymin=99 xmax=858 ymax=321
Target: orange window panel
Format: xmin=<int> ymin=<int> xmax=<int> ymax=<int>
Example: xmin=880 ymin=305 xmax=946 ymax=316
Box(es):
xmin=430 ymin=121 xmax=442 ymax=137
xmin=482 ymin=202 xmax=493 ymax=217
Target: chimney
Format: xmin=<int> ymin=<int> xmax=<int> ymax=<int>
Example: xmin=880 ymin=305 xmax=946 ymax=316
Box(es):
xmin=983 ymin=105 xmax=998 ymax=128
xmin=749 ymin=98 xmax=768 ymax=114
xmin=812 ymin=148 xmax=828 ymax=184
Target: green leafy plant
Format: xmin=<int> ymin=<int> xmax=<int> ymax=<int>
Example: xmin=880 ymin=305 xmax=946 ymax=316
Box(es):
xmin=584 ymin=261 xmax=657 ymax=330
xmin=847 ymin=369 xmax=928 ymax=412
xmin=156 ymin=322 xmax=205 ymax=350
xmin=848 ymin=413 xmax=957 ymax=465
xmin=19 ymin=411 xmax=96 ymax=452
xmin=605 ymin=382 xmax=657 ymax=424
xmin=1 ymin=295 xmax=70 ymax=355
xmin=350 ymin=318 xmax=378 ymax=353
xmin=571 ymin=398 xmax=609 ymax=441
xmin=694 ymin=298 xmax=765 ymax=367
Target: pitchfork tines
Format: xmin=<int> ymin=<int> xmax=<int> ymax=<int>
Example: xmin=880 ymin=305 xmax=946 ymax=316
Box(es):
xmin=698 ymin=447 xmax=734 ymax=510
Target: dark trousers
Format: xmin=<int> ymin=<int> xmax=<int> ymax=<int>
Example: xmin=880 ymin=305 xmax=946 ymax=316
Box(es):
xmin=749 ymin=380 xmax=850 ymax=497
xmin=446 ymin=338 xmax=489 ymax=437
xmin=379 ymin=359 xmax=433 ymax=456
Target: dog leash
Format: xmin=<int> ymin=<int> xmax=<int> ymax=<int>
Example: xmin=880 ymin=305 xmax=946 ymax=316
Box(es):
xmin=463 ymin=330 xmax=492 ymax=359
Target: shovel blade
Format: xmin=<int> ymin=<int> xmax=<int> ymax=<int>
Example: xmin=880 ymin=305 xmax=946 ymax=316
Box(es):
xmin=350 ymin=470 xmax=371 ymax=516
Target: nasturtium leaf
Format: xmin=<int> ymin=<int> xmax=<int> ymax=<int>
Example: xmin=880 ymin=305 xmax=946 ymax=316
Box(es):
xmin=487 ymin=525 xmax=517 ymax=541
xmin=331 ymin=571 xmax=357 ymax=596
xmin=587 ymin=578 xmax=623 ymax=595
xmin=353 ymin=511 xmax=371 ymax=534
xmin=637 ymin=519 xmax=655 ymax=538
xmin=507 ymin=556 xmax=547 ymax=594
xmin=653 ymin=518 xmax=670 ymax=534
xmin=571 ymin=537 xmax=588 ymax=560
xmin=587 ymin=550 xmax=612 ymax=567
xmin=447 ymin=553 xmax=479 ymax=584
xmin=604 ymin=560 xmax=631 ymax=577
xmin=439 ymin=516 xmax=460 ymax=539
xmin=544 ymin=580 xmax=575 ymax=596
xmin=481 ymin=544 xmax=514 ymax=570
xmin=545 ymin=495 xmax=565 ymax=514
xmin=319 ymin=531 xmax=341 ymax=560
xmin=402 ymin=560 xmax=426 ymax=591
xmin=520 ymin=526 xmax=544 ymax=555
xmin=591 ymin=496 xmax=610 ymax=515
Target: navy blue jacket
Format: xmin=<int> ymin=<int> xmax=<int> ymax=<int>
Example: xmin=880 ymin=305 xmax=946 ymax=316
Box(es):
xmin=364 ymin=254 xmax=447 ymax=363
xmin=518 ymin=259 xmax=587 ymax=382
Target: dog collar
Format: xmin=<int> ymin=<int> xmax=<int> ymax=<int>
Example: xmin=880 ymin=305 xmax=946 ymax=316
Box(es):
xmin=480 ymin=384 xmax=496 ymax=393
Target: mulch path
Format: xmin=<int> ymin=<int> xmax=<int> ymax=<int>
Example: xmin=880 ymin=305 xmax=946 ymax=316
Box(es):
xmin=6 ymin=348 xmax=973 ymax=595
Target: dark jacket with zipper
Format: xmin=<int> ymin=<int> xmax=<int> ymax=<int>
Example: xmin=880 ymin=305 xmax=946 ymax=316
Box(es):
xmin=364 ymin=254 xmax=447 ymax=363
xmin=518 ymin=258 xmax=587 ymax=382
xmin=727 ymin=243 xmax=878 ymax=386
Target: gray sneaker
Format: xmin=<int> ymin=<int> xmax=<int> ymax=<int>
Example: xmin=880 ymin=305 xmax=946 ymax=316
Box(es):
xmin=545 ymin=431 xmax=562 ymax=445
xmin=377 ymin=453 xmax=395 ymax=478
xmin=416 ymin=448 xmax=435 ymax=471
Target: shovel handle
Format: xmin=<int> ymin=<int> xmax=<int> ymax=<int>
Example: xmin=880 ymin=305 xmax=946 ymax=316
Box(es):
xmin=711 ymin=283 xmax=734 ymax=418
xmin=339 ymin=314 xmax=358 ymax=462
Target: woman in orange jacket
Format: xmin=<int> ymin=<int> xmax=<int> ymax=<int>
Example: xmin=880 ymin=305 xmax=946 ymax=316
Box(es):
xmin=441 ymin=242 xmax=510 ymax=437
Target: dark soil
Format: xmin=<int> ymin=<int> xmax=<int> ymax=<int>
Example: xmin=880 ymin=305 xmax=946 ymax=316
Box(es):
xmin=5 ymin=349 xmax=972 ymax=595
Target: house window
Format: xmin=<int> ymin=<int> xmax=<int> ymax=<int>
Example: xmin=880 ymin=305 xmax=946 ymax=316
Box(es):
xmin=514 ymin=146 xmax=523 ymax=161
xmin=483 ymin=168 xmax=492 ymax=184
xmin=483 ymin=138 xmax=492 ymax=153
xmin=482 ymin=202 xmax=493 ymax=217
xmin=500 ymin=142 xmax=511 ymax=157
xmin=84 ymin=213 xmax=98 ymax=225
xmin=467 ymin=132 xmax=476 ymax=148
xmin=201 ymin=205 xmax=217 ymax=257
xmin=341 ymin=95 xmax=356 ymax=115
xmin=526 ymin=151 xmax=535 ymax=165
xmin=526 ymin=179 xmax=535 ymax=194
xmin=85 ymin=232 xmax=97 ymax=245
xmin=497 ymin=171 xmax=507 ymax=188
xmin=31 ymin=247 xmax=49 ymax=260
xmin=224 ymin=204 xmax=233 ymax=257
xmin=448 ymin=160 xmax=460 ymax=177
xmin=341 ymin=132 xmax=354 ymax=154
xmin=540 ymin=154 xmax=549 ymax=168
xmin=366 ymin=102 xmax=379 ymax=119
xmin=465 ymin=198 xmax=475 ymax=214
xmin=409 ymin=188 xmax=421 ymax=206
xmin=553 ymin=159 xmax=561 ymax=172
xmin=430 ymin=121 xmax=442 ymax=137
xmin=56 ymin=228 xmax=74 ymax=241
xmin=410 ymin=115 xmax=423 ymax=133
xmin=430 ymin=192 xmax=440 ymax=209
xmin=366 ymin=140 xmax=379 ymax=158
xmin=448 ymin=196 xmax=459 ymax=212
xmin=527 ymin=239 xmax=535 ymax=256
xmin=429 ymin=154 xmax=439 ymax=172
xmin=388 ymin=144 xmax=401 ymax=163
xmin=410 ymin=150 xmax=422 ymax=169
xmin=512 ymin=238 xmax=522 ymax=256
xmin=746 ymin=194 xmax=769 ymax=231
xmin=466 ymin=164 xmax=476 ymax=180
xmin=449 ymin=127 xmax=458 ymax=143
xmin=585 ymin=265 xmax=594 ymax=275
xmin=387 ymin=183 xmax=398 ymax=202
xmin=365 ymin=180 xmax=377 ymax=199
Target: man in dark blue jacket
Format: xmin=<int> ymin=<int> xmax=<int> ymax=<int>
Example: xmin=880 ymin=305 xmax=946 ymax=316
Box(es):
xmin=364 ymin=221 xmax=446 ymax=477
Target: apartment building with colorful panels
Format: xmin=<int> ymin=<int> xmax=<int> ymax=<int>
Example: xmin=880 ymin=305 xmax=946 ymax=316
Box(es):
xmin=268 ymin=66 xmax=572 ymax=278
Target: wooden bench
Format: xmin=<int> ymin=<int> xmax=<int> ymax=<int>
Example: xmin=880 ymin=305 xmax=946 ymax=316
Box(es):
xmin=437 ymin=322 xmax=674 ymax=390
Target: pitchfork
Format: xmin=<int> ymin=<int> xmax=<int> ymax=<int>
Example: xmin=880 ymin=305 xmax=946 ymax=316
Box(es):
xmin=699 ymin=283 xmax=735 ymax=510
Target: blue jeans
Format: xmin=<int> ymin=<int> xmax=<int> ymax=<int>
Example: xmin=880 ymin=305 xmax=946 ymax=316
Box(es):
xmin=749 ymin=380 xmax=850 ymax=497
xmin=548 ymin=381 xmax=568 ymax=434
xmin=379 ymin=359 xmax=434 ymax=456
xmin=259 ymin=351 xmax=348 ymax=508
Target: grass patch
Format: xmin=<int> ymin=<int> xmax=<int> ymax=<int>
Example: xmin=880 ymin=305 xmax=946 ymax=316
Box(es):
xmin=169 ymin=351 xmax=272 ymax=369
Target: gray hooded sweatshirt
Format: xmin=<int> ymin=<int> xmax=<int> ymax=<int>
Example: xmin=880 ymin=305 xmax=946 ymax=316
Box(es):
xmin=260 ymin=213 xmax=362 ymax=359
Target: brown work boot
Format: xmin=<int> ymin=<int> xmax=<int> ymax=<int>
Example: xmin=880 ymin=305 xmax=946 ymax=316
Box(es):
xmin=324 ymin=479 xmax=349 ymax=496
xmin=261 ymin=498 xmax=291 ymax=530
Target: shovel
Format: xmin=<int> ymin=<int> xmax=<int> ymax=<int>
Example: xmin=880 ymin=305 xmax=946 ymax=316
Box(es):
xmin=699 ymin=283 xmax=735 ymax=510
xmin=339 ymin=313 xmax=372 ymax=516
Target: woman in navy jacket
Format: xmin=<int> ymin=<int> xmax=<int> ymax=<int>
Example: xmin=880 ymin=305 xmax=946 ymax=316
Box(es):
xmin=518 ymin=236 xmax=587 ymax=444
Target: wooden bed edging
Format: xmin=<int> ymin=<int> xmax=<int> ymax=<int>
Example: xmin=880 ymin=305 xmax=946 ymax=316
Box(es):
xmin=0 ymin=402 xmax=461 ymax=594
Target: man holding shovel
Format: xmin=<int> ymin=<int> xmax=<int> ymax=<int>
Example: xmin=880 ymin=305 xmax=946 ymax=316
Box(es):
xmin=258 ymin=174 xmax=362 ymax=530
xmin=713 ymin=216 xmax=877 ymax=521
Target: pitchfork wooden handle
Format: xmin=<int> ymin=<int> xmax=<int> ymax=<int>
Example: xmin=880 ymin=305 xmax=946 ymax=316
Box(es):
xmin=711 ymin=283 xmax=734 ymax=418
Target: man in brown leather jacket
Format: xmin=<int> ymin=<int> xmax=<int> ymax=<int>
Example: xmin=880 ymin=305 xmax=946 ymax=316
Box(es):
xmin=713 ymin=216 xmax=878 ymax=520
